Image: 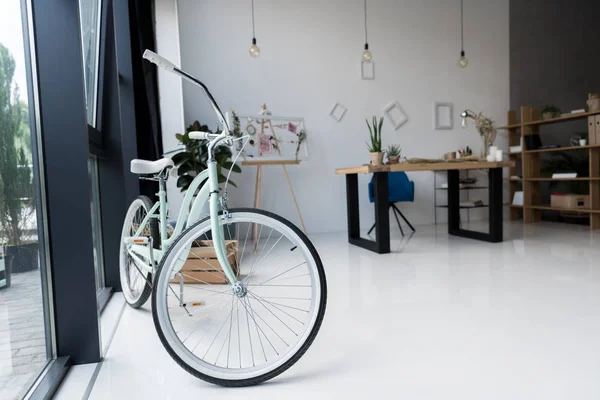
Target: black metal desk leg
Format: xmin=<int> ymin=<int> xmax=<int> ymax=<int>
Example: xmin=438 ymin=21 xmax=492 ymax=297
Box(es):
xmin=373 ymin=172 xmax=390 ymax=253
xmin=488 ymin=168 xmax=503 ymax=242
xmin=447 ymin=169 xmax=461 ymax=232
xmin=345 ymin=173 xmax=390 ymax=254
xmin=345 ymin=174 xmax=360 ymax=241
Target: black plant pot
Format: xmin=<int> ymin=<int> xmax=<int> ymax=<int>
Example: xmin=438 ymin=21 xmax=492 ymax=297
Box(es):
xmin=0 ymin=255 xmax=13 ymax=290
xmin=6 ymin=243 xmax=39 ymax=273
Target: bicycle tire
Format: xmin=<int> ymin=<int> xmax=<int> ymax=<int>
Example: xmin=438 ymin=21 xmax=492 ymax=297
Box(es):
xmin=152 ymin=208 xmax=327 ymax=387
xmin=120 ymin=195 xmax=159 ymax=309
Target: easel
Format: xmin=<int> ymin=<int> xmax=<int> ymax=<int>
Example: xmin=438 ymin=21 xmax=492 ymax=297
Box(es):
xmin=243 ymin=104 xmax=307 ymax=248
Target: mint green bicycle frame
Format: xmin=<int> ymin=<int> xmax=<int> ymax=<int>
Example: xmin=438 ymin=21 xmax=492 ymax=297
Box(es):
xmin=133 ymin=50 xmax=240 ymax=285
xmin=126 ymin=156 xmax=238 ymax=285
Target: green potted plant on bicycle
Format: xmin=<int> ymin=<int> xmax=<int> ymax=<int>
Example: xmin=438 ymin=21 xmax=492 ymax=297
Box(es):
xmin=172 ymin=120 xmax=242 ymax=192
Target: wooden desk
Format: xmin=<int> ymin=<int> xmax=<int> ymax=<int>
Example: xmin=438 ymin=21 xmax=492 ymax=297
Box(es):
xmin=335 ymin=161 xmax=514 ymax=254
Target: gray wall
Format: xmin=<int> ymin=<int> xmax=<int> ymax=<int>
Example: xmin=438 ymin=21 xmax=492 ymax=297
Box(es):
xmin=510 ymin=0 xmax=600 ymax=143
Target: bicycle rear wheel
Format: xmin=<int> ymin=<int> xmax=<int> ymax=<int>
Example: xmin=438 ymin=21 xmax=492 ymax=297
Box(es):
xmin=152 ymin=208 xmax=327 ymax=387
xmin=120 ymin=196 xmax=159 ymax=308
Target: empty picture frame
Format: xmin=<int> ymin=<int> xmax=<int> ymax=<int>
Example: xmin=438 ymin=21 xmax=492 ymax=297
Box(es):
xmin=383 ymin=101 xmax=408 ymax=130
xmin=361 ymin=61 xmax=374 ymax=80
xmin=434 ymin=102 xmax=453 ymax=130
xmin=329 ymin=102 xmax=347 ymax=122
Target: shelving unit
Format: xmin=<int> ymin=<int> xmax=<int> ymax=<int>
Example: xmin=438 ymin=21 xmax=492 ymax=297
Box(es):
xmin=499 ymin=107 xmax=600 ymax=230
xmin=433 ymin=171 xmax=488 ymax=225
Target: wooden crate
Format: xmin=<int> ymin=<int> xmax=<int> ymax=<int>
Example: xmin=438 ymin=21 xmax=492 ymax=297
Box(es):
xmin=171 ymin=240 xmax=238 ymax=284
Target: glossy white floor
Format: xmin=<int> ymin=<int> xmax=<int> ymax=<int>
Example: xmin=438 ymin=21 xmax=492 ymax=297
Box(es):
xmin=85 ymin=222 xmax=600 ymax=399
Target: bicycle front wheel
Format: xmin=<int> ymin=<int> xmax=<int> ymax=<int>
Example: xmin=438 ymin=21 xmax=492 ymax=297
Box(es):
xmin=152 ymin=208 xmax=327 ymax=387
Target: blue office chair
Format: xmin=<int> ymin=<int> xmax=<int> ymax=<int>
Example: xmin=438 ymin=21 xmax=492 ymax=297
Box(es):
xmin=367 ymin=172 xmax=416 ymax=236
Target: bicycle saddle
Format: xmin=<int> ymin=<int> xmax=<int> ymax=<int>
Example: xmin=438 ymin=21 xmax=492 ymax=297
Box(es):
xmin=130 ymin=158 xmax=174 ymax=175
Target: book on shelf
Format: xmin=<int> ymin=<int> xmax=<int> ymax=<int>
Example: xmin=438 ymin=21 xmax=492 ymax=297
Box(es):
xmin=512 ymin=191 xmax=524 ymax=206
xmin=570 ymin=109 xmax=586 ymax=114
xmin=441 ymin=183 xmax=466 ymax=189
xmin=552 ymin=172 xmax=577 ymax=179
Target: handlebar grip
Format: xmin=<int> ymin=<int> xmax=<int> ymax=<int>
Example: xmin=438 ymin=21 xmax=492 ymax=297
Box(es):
xmin=188 ymin=131 xmax=213 ymax=140
xmin=143 ymin=50 xmax=176 ymax=72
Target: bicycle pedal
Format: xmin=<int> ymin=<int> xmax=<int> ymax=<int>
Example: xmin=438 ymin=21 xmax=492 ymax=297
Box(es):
xmin=124 ymin=236 xmax=149 ymax=244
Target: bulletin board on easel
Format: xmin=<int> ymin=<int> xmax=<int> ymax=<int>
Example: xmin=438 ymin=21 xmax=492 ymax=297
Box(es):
xmin=234 ymin=114 xmax=308 ymax=162
xmin=232 ymin=106 xmax=309 ymax=235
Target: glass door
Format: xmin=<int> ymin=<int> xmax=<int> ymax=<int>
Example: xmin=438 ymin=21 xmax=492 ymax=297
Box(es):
xmin=0 ymin=1 xmax=55 ymax=398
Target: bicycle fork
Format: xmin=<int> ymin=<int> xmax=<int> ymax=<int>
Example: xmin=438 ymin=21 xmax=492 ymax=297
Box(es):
xmin=206 ymin=159 xmax=245 ymax=297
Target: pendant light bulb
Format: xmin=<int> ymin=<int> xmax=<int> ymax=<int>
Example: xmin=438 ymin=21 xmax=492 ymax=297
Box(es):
xmin=459 ymin=50 xmax=468 ymax=68
xmin=362 ymin=43 xmax=372 ymax=62
xmin=250 ymin=38 xmax=260 ymax=58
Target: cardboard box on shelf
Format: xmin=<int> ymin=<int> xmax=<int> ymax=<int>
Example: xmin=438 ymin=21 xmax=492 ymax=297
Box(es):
xmin=170 ymin=240 xmax=238 ymax=284
xmin=589 ymin=116 xmax=597 ymax=145
xmin=550 ymin=194 xmax=590 ymax=210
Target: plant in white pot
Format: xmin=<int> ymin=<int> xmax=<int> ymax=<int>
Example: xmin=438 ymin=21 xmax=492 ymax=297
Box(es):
xmin=366 ymin=116 xmax=384 ymax=165
xmin=386 ymin=145 xmax=402 ymax=164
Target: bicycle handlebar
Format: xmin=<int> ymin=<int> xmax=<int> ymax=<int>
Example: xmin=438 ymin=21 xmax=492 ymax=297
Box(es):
xmin=142 ymin=49 xmax=230 ymax=132
xmin=189 ymin=131 xmax=218 ymax=140
xmin=143 ymin=50 xmax=175 ymax=72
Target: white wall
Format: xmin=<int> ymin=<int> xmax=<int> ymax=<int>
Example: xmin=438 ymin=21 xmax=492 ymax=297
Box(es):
xmin=164 ymin=0 xmax=509 ymax=234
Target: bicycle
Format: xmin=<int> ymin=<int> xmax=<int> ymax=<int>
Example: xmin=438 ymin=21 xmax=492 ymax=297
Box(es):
xmin=119 ymin=50 xmax=327 ymax=387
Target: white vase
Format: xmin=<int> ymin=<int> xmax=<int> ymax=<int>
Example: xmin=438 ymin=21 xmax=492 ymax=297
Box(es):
xmin=369 ymin=152 xmax=384 ymax=165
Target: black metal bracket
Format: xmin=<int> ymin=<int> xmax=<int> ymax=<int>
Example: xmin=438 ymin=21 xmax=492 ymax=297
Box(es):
xmin=345 ymin=173 xmax=390 ymax=254
xmin=448 ymin=168 xmax=503 ymax=243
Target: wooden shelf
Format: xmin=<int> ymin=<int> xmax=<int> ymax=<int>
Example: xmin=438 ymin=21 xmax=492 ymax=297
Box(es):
xmin=525 ymin=177 xmax=600 ymax=181
xmin=501 ymin=107 xmax=600 ymax=230
xmin=498 ymin=111 xmax=600 ymax=129
xmin=437 ymin=205 xmax=489 ymax=209
xmin=523 ymin=110 xmax=600 ymax=126
xmin=435 ymin=186 xmax=489 ymax=191
xmin=524 ymin=144 xmax=600 ymax=154
xmin=497 ymin=123 xmax=521 ymax=130
xmin=525 ymin=205 xmax=600 ymax=214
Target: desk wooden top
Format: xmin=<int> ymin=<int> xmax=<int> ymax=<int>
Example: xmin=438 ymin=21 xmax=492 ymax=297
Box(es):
xmin=335 ymin=161 xmax=514 ymax=175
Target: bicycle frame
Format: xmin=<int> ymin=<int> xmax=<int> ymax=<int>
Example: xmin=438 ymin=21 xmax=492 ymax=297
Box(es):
xmin=127 ymin=50 xmax=240 ymax=286
xmin=126 ymin=145 xmax=238 ymax=285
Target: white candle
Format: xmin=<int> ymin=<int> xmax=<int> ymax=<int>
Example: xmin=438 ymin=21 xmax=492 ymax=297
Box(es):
xmin=496 ymin=149 xmax=503 ymax=161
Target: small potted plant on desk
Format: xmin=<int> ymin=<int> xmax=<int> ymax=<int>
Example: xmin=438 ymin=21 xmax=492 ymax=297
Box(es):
xmin=541 ymin=105 xmax=561 ymax=120
xmin=386 ymin=145 xmax=402 ymax=164
xmin=366 ymin=116 xmax=384 ymax=165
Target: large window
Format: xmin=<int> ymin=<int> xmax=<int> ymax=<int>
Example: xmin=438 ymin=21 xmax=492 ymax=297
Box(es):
xmin=0 ymin=1 xmax=54 ymax=399
xmin=78 ymin=0 xmax=106 ymax=299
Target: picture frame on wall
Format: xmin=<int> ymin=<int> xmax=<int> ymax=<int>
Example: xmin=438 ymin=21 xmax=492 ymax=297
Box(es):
xmin=383 ymin=101 xmax=408 ymax=130
xmin=329 ymin=102 xmax=348 ymax=122
xmin=361 ymin=61 xmax=374 ymax=80
xmin=434 ymin=102 xmax=453 ymax=130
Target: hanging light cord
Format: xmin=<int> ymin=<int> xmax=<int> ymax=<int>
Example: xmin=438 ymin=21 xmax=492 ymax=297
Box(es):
xmin=364 ymin=0 xmax=368 ymax=45
xmin=460 ymin=0 xmax=464 ymax=52
xmin=251 ymin=0 xmax=256 ymax=39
